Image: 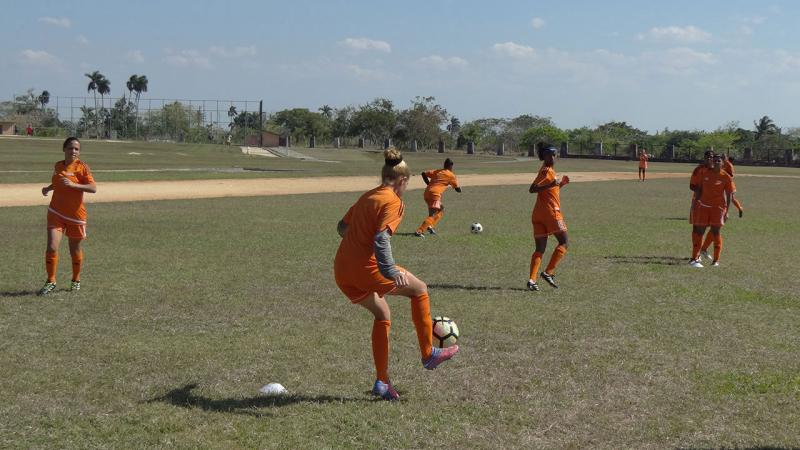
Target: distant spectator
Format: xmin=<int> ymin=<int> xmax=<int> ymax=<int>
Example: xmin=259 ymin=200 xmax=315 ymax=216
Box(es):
xmin=26 ymin=124 xmax=33 ymax=136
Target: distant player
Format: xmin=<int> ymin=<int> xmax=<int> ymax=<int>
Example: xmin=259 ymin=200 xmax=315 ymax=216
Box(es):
xmin=689 ymin=153 xmax=734 ymax=267
xmin=527 ymin=143 xmax=570 ymax=291
xmin=38 ymin=137 xmax=97 ymax=295
xmin=638 ymin=148 xmax=650 ymax=181
xmin=334 ymin=148 xmax=458 ymax=401
xmin=414 ymin=158 xmax=461 ymax=237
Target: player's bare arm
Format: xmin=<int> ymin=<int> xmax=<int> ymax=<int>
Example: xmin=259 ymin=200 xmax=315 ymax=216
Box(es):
xmin=529 ymin=179 xmax=557 ymax=193
xmin=421 ymin=173 xmax=430 ymax=185
xmin=41 ymin=184 xmax=53 ymax=196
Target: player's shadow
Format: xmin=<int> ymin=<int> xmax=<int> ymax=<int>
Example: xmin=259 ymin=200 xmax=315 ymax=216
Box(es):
xmin=605 ymin=255 xmax=686 ymax=266
xmin=664 ymin=217 xmax=689 ymax=221
xmin=0 ymin=290 xmax=37 ymax=298
xmin=395 ymin=232 xmax=424 ymax=237
xmin=149 ymin=383 xmax=364 ymax=417
xmin=428 ymin=283 xmax=529 ymax=292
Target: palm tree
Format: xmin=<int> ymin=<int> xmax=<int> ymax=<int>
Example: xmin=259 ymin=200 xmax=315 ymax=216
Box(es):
xmin=126 ymin=75 xmax=137 ymax=103
xmin=447 ymin=116 xmax=461 ymax=139
xmin=38 ymin=90 xmax=50 ymax=110
xmin=133 ymin=75 xmax=148 ymax=109
xmin=753 ymin=115 xmax=777 ymax=141
xmin=318 ymin=105 xmax=333 ymax=120
xmin=85 ymin=71 xmax=104 ymax=136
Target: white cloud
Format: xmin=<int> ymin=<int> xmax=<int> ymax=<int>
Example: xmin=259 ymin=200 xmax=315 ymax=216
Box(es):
xmin=492 ymin=41 xmax=536 ymax=59
xmin=209 ymin=45 xmax=257 ymax=58
xmin=345 ymin=64 xmax=386 ymax=80
xmin=163 ymin=49 xmax=211 ymax=69
xmin=38 ymin=16 xmax=71 ymax=28
xmin=636 ymin=25 xmax=712 ymax=43
xmin=530 ymin=17 xmax=546 ymax=29
xmin=77 ymin=35 xmax=90 ymax=45
xmin=642 ymin=47 xmax=715 ymax=75
xmin=417 ymin=55 xmax=468 ymax=70
xmin=339 ymin=37 xmax=391 ymax=53
xmin=126 ymin=50 xmax=145 ymax=63
xmin=18 ymin=49 xmax=61 ymax=67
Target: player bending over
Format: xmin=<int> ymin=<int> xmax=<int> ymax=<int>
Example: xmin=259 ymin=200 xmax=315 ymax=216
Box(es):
xmin=414 ymin=158 xmax=461 ymax=237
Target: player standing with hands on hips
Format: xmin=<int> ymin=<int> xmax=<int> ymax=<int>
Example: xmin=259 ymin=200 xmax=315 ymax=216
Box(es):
xmin=38 ymin=137 xmax=97 ymax=295
xmin=527 ymin=143 xmax=570 ymax=291
xmin=334 ymin=148 xmax=459 ymax=401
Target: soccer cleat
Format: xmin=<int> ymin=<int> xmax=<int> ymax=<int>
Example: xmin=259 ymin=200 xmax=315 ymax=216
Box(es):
xmin=422 ymin=345 xmax=459 ymax=370
xmin=427 ymin=227 xmax=437 ymax=236
xmin=711 ymin=261 xmax=720 ymax=267
xmin=689 ymin=259 xmax=704 ymax=268
xmin=69 ymin=280 xmax=81 ymax=291
xmin=527 ymin=280 xmax=540 ymax=291
xmin=700 ymin=250 xmax=711 ymax=261
xmin=372 ymin=380 xmax=400 ymax=401
xmin=414 ymin=231 xmax=426 ymax=238
xmin=37 ymin=282 xmax=57 ymax=296
xmin=540 ymin=272 xmax=559 ymax=289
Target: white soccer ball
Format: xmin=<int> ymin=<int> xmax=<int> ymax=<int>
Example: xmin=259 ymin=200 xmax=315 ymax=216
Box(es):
xmin=259 ymin=383 xmax=287 ymax=395
xmin=470 ymin=222 xmax=483 ymax=233
xmin=432 ymin=316 xmax=460 ymax=348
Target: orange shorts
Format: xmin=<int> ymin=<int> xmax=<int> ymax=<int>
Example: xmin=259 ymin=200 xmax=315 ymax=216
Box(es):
xmin=424 ymin=191 xmax=442 ymax=210
xmin=47 ymin=210 xmax=87 ymax=239
xmin=532 ymin=212 xmax=567 ymax=238
xmin=639 ymin=163 xmax=648 ymax=169
xmin=692 ymin=204 xmax=726 ymax=227
xmin=335 ymin=263 xmax=406 ymax=303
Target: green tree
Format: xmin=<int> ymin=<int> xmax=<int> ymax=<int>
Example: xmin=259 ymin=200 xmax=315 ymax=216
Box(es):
xmin=350 ymin=98 xmax=397 ymax=145
xmin=38 ymin=90 xmax=50 ymax=110
xmin=395 ymin=96 xmax=448 ymax=149
xmin=519 ymin=124 xmax=567 ymax=151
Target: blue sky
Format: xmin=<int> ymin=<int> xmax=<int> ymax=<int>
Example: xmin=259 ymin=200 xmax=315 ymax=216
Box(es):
xmin=3 ymin=0 xmax=799 ymax=131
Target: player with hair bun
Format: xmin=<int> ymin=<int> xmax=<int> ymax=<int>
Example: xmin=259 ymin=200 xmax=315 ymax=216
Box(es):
xmin=527 ymin=143 xmax=570 ymax=291
xmin=334 ymin=148 xmax=459 ymax=401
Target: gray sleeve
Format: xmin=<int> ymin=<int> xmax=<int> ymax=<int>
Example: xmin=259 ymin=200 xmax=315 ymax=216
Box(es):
xmin=374 ymin=229 xmax=401 ymax=279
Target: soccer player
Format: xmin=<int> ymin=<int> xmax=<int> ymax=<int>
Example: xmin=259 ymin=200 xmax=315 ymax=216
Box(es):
xmin=334 ymin=148 xmax=459 ymax=401
xmin=699 ymin=153 xmax=743 ymax=260
xmin=38 ymin=137 xmax=97 ymax=295
xmin=638 ymin=148 xmax=650 ymax=181
xmin=689 ymin=150 xmax=715 ymax=224
xmin=414 ymin=158 xmax=461 ymax=237
xmin=689 ymin=153 xmax=734 ymax=267
xmin=527 ymin=143 xmax=570 ymax=291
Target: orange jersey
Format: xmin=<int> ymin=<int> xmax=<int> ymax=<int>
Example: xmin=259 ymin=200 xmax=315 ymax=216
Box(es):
xmin=639 ymin=153 xmax=649 ymax=169
xmin=697 ymin=170 xmax=735 ymax=208
xmin=48 ymin=159 xmax=95 ymax=223
xmin=531 ymin=164 xmax=561 ymax=219
xmin=335 ymin=186 xmax=405 ymax=270
xmin=422 ymin=169 xmax=459 ymax=197
xmin=723 ymin=160 xmax=735 ymax=177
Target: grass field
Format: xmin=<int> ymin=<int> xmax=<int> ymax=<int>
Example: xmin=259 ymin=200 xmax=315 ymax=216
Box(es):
xmin=1 ymin=140 xmax=799 ymax=448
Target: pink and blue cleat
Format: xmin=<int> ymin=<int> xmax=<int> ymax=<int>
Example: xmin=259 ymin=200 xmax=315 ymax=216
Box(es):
xmin=422 ymin=345 xmax=459 ymax=370
xmin=372 ymin=380 xmax=400 ymax=401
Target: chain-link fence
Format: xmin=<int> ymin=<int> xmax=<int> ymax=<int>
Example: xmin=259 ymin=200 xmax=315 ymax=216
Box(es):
xmin=5 ymin=95 xmax=262 ymax=145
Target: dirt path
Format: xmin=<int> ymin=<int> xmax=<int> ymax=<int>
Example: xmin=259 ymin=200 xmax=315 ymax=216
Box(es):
xmin=0 ymin=172 xmax=688 ymax=208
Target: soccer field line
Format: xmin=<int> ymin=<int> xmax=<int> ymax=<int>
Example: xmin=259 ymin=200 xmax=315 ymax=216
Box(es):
xmin=0 ymin=171 xmax=688 ymax=208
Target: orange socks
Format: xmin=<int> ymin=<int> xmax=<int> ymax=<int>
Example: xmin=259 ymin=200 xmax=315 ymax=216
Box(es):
xmin=701 ymin=233 xmax=713 ymax=252
xmin=545 ymin=245 xmax=567 ymax=274
xmin=691 ymin=232 xmax=703 ymax=260
xmin=371 ymin=320 xmax=391 ymax=383
xmin=71 ymin=250 xmax=83 ymax=282
xmin=529 ymin=251 xmax=543 ymax=280
xmin=416 ymin=216 xmax=435 ymax=234
xmin=713 ymin=234 xmax=723 ymax=261
xmin=45 ymin=250 xmax=58 ymax=283
xmin=410 ymin=293 xmax=433 ymax=359
xmin=431 ymin=210 xmax=444 ymax=227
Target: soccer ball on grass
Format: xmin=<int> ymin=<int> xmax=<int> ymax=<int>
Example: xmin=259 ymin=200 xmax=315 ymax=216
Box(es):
xmin=470 ymin=222 xmax=483 ymax=233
